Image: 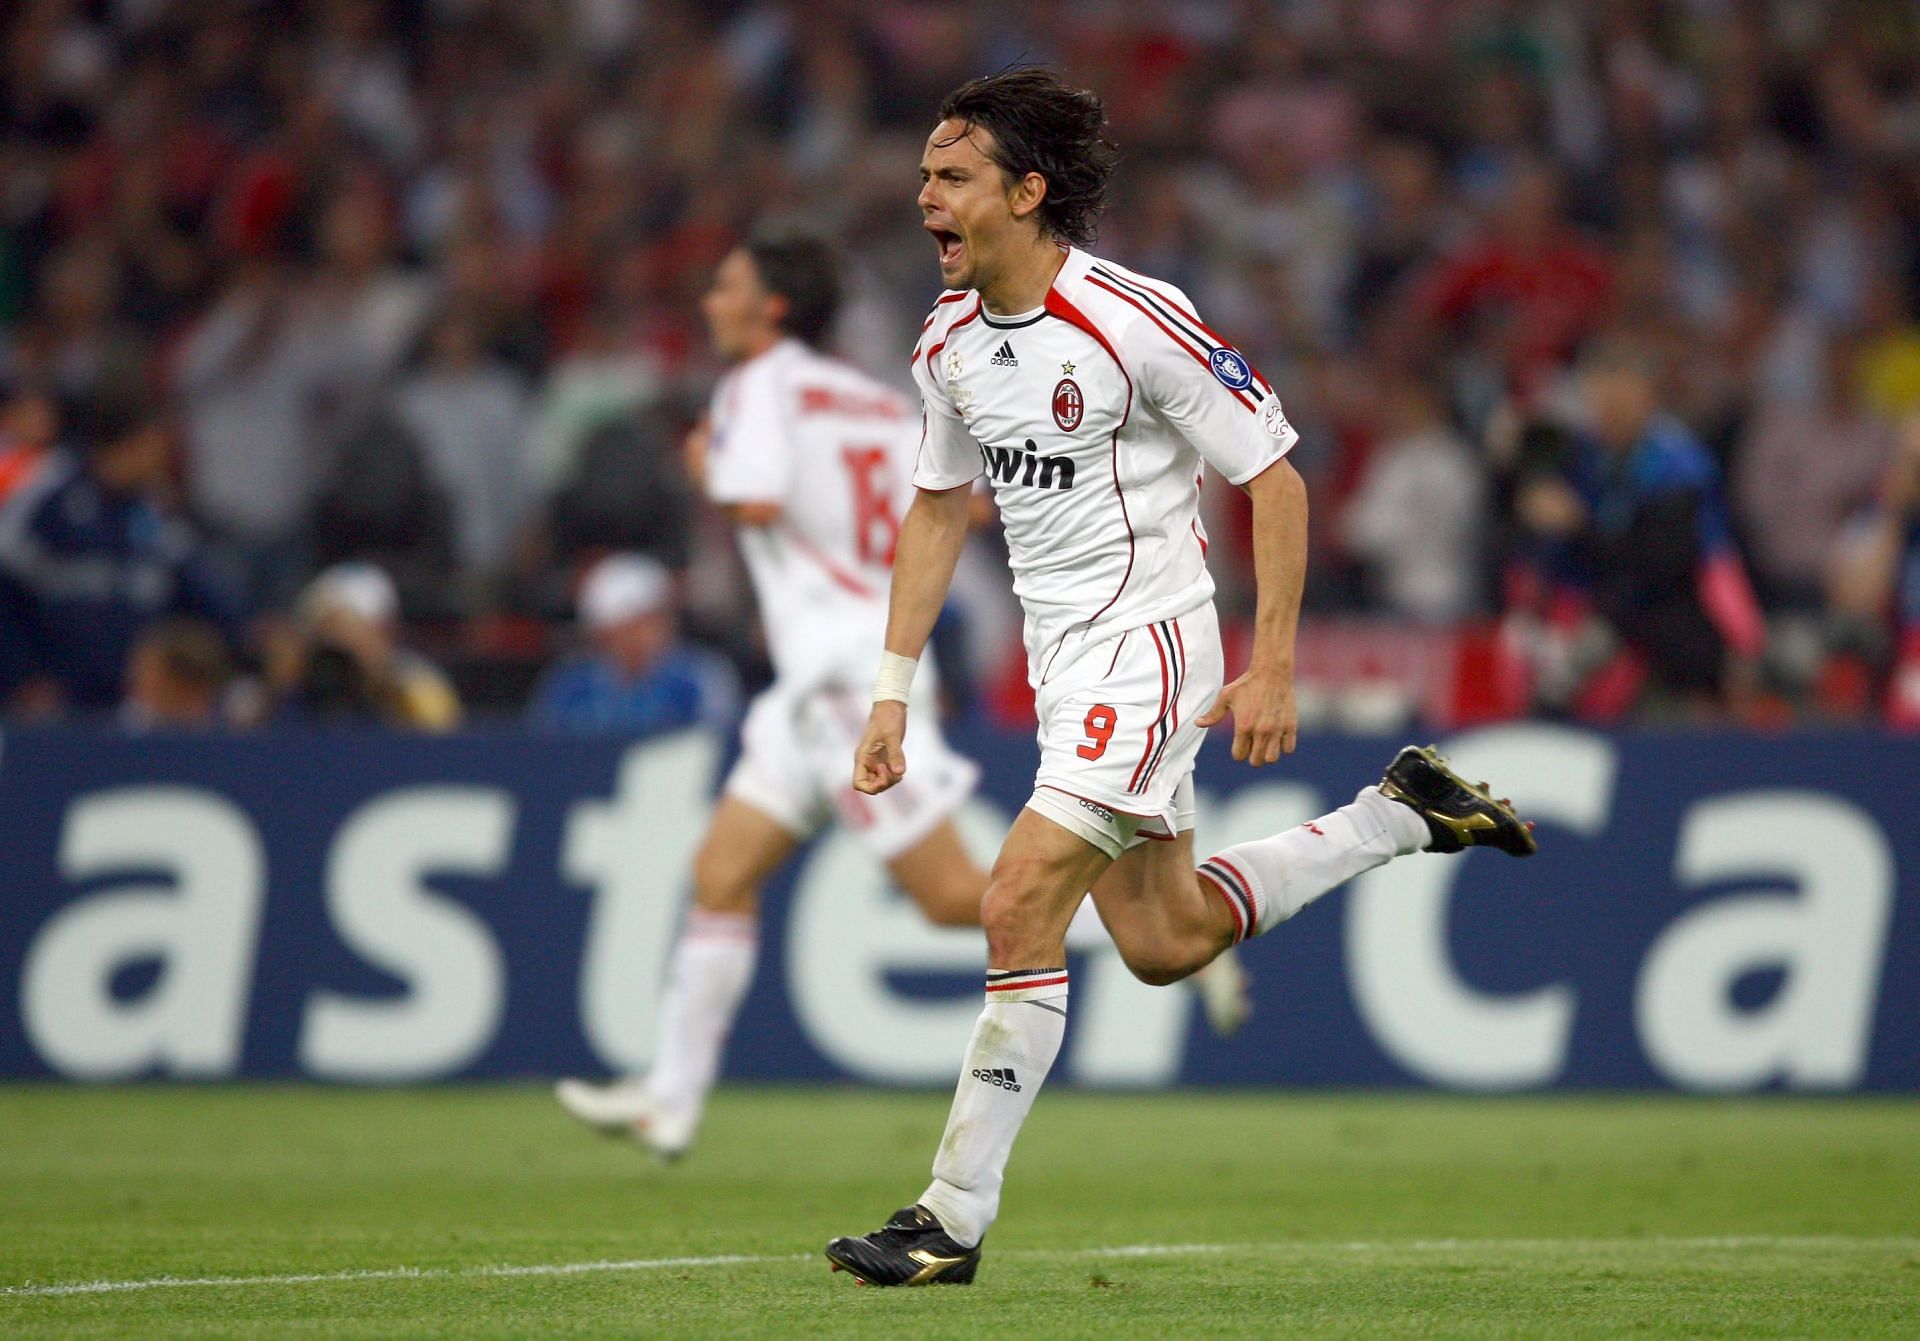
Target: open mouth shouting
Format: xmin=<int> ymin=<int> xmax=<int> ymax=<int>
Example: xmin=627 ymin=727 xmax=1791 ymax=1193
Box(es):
xmin=926 ymin=220 xmax=965 ymax=275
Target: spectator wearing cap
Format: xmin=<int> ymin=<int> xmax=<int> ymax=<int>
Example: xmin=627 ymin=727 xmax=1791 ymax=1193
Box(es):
xmin=528 ymin=553 xmax=738 ymax=735
xmin=271 ymin=561 xmax=463 ymax=731
xmin=0 ymin=392 xmax=245 ymax=717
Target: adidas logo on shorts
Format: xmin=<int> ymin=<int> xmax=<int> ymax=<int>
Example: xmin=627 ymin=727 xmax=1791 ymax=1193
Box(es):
xmin=990 ymin=340 xmax=1019 ymax=368
xmin=1078 ymin=798 xmax=1114 ymax=823
xmin=971 ymin=1067 xmax=1021 ymax=1092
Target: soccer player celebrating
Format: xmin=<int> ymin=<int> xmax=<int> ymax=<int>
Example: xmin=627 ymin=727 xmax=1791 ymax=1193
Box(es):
xmin=825 ymin=70 xmax=1537 ymax=1286
xmin=554 ymin=233 xmax=1247 ymax=1159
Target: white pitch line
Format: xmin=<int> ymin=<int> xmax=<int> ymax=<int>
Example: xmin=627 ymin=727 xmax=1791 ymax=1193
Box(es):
xmin=1 ymin=1254 xmax=804 ymax=1300
xmin=5 ymin=1236 xmax=1915 ymax=1301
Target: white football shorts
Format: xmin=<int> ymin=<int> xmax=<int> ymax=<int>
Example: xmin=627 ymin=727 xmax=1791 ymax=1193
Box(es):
xmin=1028 ymin=600 xmax=1223 ymax=858
xmin=723 ymin=677 xmax=979 ymax=860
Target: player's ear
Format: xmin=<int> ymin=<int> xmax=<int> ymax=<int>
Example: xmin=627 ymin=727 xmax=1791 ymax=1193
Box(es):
xmin=763 ymin=290 xmax=791 ymax=335
xmin=1007 ymin=171 xmax=1048 ymax=225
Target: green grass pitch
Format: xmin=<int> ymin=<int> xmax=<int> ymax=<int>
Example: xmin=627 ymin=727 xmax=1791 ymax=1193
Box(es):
xmin=2 ymin=1085 xmax=1916 ymax=1338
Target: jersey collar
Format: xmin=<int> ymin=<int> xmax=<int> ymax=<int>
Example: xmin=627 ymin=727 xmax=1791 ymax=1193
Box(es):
xmin=980 ymin=305 xmax=1047 ymax=329
xmin=976 ymin=246 xmax=1091 ymax=327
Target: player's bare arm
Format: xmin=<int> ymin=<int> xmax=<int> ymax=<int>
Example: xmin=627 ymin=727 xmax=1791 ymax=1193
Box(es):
xmin=1197 ymin=457 xmax=1307 ymax=765
xmin=853 ymin=481 xmax=972 ymax=795
xmin=724 ymin=501 xmax=782 ymax=527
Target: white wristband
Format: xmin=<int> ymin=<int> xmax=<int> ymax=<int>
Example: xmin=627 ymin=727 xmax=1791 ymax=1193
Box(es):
xmin=871 ymin=652 xmax=918 ymax=704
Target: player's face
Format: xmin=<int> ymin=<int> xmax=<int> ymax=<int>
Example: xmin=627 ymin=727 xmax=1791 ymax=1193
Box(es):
xmin=918 ymin=118 xmax=1026 ymax=292
xmin=701 ymin=250 xmax=775 ymax=360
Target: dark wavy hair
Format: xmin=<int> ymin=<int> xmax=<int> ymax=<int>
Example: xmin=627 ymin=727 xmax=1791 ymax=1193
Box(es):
xmin=937 ymin=68 xmax=1118 ymax=247
xmin=744 ymin=232 xmax=841 ymax=347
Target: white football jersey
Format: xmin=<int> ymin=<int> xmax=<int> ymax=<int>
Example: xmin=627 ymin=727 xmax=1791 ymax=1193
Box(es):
xmin=912 ymin=247 xmax=1297 ymax=684
xmin=706 ymin=338 xmax=916 ymax=692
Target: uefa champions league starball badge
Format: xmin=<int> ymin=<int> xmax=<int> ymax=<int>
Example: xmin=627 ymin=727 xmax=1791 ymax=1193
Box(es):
xmin=945 ymin=349 xmax=975 ymax=421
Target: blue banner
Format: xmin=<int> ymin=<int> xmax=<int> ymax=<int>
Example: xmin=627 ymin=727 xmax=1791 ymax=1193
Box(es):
xmin=1 ymin=722 xmax=1914 ymax=1090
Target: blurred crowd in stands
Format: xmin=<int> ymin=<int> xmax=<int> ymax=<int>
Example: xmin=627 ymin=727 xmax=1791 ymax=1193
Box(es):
xmin=3 ymin=0 xmax=1919 ymax=732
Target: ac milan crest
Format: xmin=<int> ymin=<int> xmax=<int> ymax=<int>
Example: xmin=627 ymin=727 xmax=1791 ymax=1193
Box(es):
xmin=1052 ymin=377 xmax=1083 ymax=432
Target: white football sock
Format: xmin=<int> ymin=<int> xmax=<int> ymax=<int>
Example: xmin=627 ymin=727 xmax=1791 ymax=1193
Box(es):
xmin=1064 ymin=895 xmax=1106 ymax=950
xmin=918 ymin=967 xmax=1069 ymax=1248
xmin=643 ymin=910 xmax=758 ymax=1124
xmin=1199 ymin=785 xmax=1427 ymax=940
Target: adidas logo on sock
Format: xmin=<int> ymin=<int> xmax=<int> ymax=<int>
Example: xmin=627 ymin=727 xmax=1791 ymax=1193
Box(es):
xmin=971 ymin=1066 xmax=1022 ymax=1092
xmin=990 ymin=340 xmax=1018 ymax=367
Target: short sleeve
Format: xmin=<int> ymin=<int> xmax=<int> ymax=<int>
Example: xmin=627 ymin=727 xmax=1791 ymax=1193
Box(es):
xmin=1125 ymin=295 xmax=1297 ymax=486
xmin=705 ymin=363 xmax=793 ymax=505
xmin=909 ymin=333 xmax=983 ymax=490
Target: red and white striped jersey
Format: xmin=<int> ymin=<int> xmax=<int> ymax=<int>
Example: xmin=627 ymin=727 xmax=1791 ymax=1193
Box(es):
xmin=911 ymin=247 xmax=1297 ymax=685
xmin=706 ymin=338 xmax=915 ymax=693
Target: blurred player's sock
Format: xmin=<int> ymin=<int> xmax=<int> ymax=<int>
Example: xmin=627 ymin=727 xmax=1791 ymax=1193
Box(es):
xmin=643 ymin=910 xmax=759 ymax=1139
xmin=918 ymin=967 xmax=1068 ymax=1248
xmin=1064 ymin=895 xmax=1106 ymax=950
xmin=1199 ymin=786 xmax=1426 ymax=940
xmin=1189 ymin=947 xmax=1252 ymax=1035
xmin=554 ymin=1077 xmax=700 ymax=1158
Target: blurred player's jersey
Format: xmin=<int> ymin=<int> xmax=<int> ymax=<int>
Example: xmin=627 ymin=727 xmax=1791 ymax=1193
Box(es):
xmin=706 ymin=337 xmax=916 ymax=693
xmin=912 ymin=248 xmax=1298 ymax=685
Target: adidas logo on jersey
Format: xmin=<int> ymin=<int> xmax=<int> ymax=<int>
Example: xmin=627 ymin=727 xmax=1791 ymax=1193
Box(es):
xmin=972 ymin=1067 xmax=1021 ymax=1092
xmin=990 ymin=340 xmax=1019 ymax=368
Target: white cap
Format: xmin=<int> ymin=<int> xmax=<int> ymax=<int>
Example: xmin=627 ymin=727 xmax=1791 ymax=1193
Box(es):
xmin=301 ymin=562 xmax=399 ymax=626
xmin=579 ymin=553 xmax=671 ymax=629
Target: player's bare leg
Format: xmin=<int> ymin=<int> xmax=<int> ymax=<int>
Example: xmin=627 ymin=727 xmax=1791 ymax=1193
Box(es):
xmin=554 ymin=797 xmax=797 ymax=1157
xmin=1087 ymin=829 xmax=1235 ymax=984
xmin=975 ymin=807 xmax=1113 ymax=961
xmin=885 ymin=820 xmax=985 ymax=927
xmin=684 ymin=795 xmax=805 ymax=916
xmin=885 ymin=819 xmax=1162 ymax=962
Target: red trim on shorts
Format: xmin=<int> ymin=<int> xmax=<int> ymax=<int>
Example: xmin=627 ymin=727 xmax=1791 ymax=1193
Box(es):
xmin=1170 ymin=617 xmax=1188 ymax=731
xmin=1031 ymin=785 xmax=1155 ymax=820
xmin=1132 ymin=621 xmax=1187 ymax=796
xmin=1128 ymin=624 xmax=1171 ymax=793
